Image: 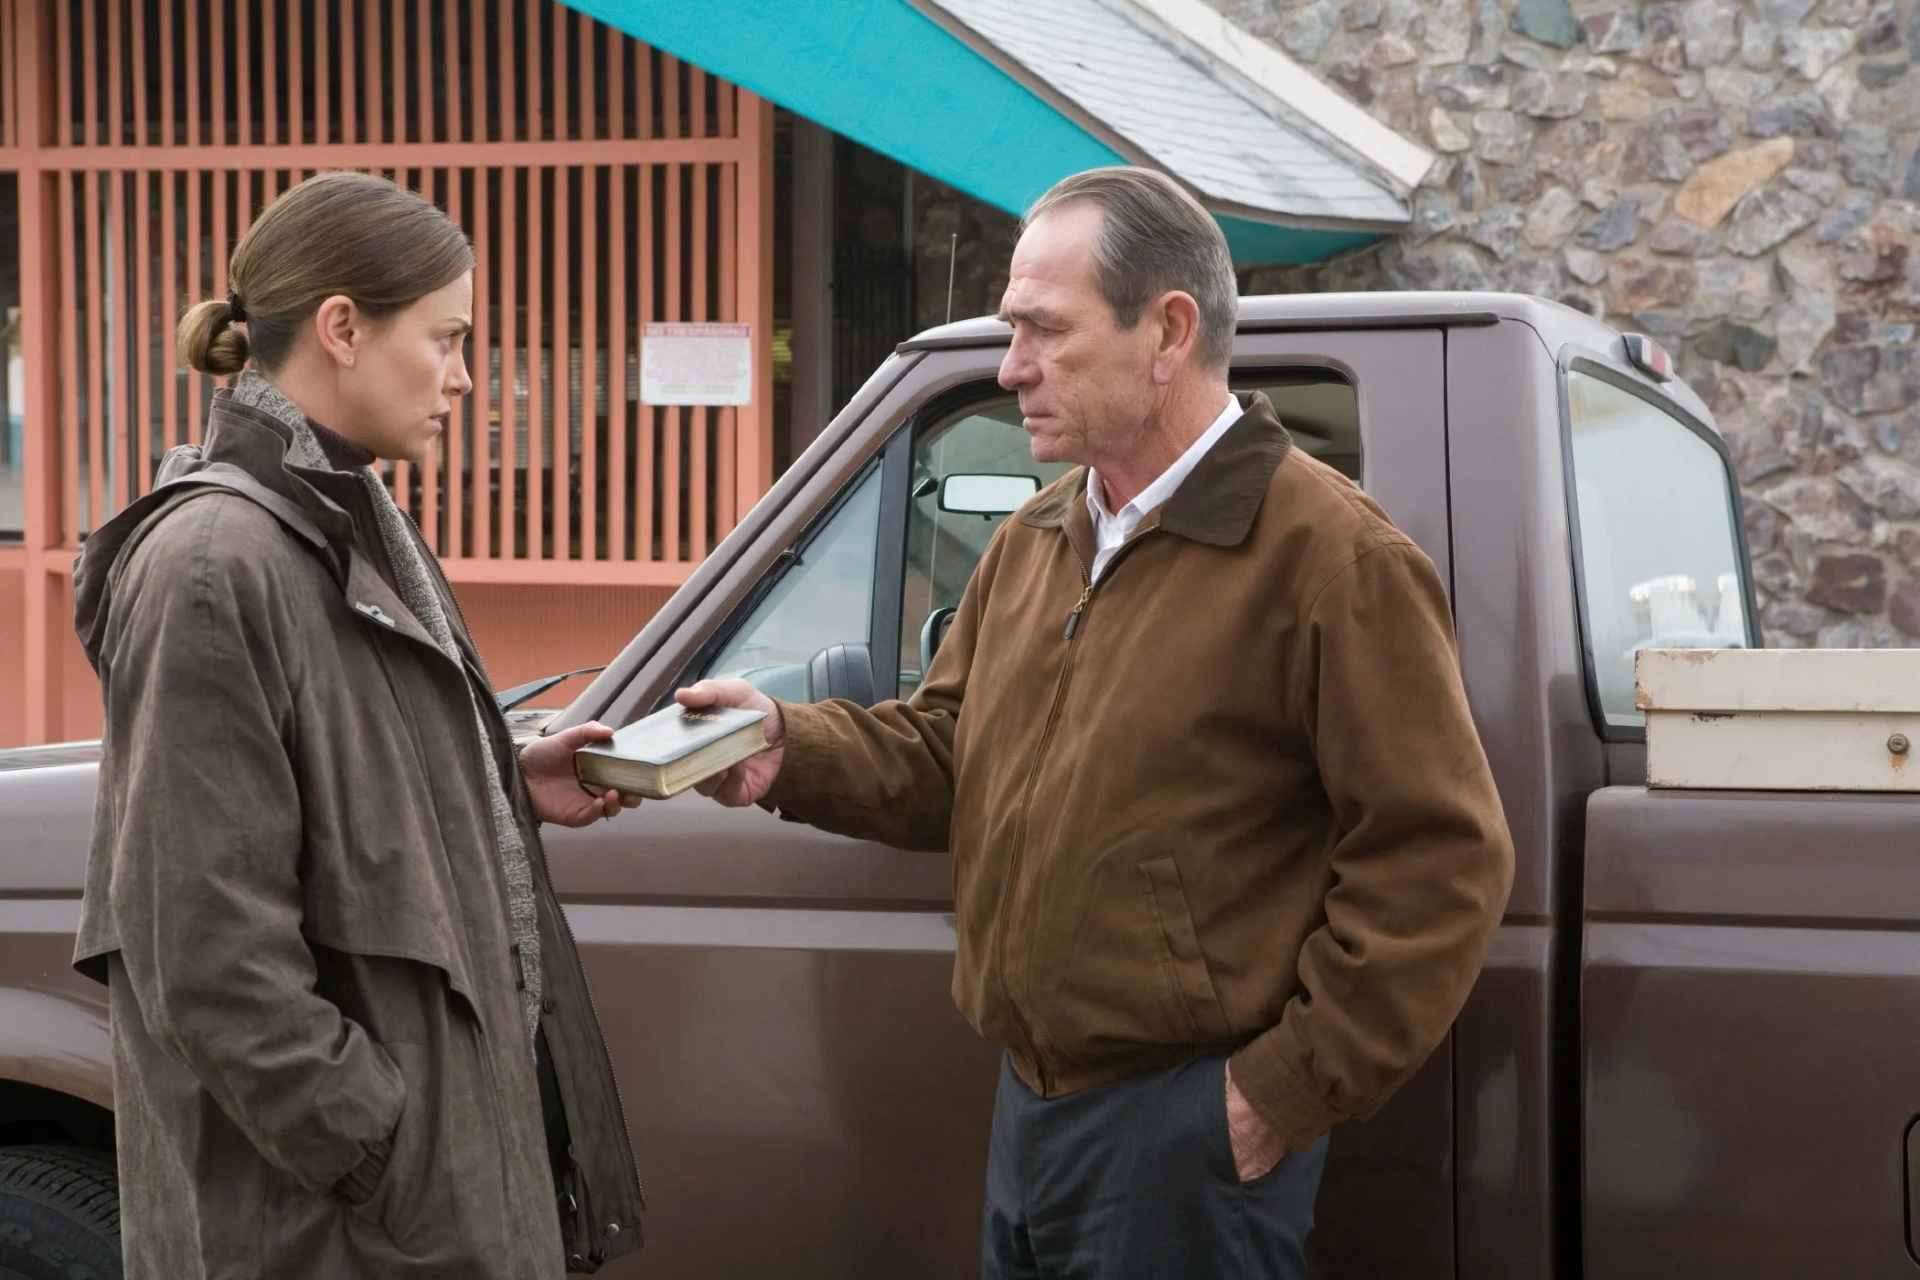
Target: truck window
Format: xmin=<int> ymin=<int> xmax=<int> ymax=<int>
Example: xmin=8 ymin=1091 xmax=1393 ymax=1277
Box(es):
xmin=896 ymin=399 xmax=1073 ymax=699
xmin=1566 ymin=367 xmax=1751 ymax=732
xmin=1251 ymin=370 xmax=1360 ymax=481
xmin=701 ymin=466 xmax=883 ymax=702
xmin=896 ymin=372 xmax=1360 ymax=696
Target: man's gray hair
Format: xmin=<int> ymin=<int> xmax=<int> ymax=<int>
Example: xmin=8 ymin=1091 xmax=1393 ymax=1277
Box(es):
xmin=1022 ymin=166 xmax=1238 ymax=368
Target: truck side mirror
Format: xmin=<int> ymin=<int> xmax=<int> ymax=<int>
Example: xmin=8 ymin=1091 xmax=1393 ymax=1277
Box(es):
xmin=807 ymin=642 xmax=877 ymax=707
xmin=939 ymin=473 xmax=1039 ymax=517
xmin=920 ymin=607 xmax=958 ymax=677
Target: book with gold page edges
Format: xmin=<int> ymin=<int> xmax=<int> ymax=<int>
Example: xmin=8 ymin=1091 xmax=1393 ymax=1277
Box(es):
xmin=573 ymin=703 xmax=770 ymax=799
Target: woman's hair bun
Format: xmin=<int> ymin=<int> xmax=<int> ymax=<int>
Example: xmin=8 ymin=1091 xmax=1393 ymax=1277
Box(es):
xmin=175 ymin=297 xmax=249 ymax=376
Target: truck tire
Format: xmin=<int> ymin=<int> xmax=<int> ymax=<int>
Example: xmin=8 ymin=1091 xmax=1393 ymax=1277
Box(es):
xmin=0 ymin=1146 xmax=120 ymax=1280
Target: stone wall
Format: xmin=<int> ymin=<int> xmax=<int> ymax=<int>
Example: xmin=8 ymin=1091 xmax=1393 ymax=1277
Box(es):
xmin=1217 ymin=0 xmax=1920 ymax=648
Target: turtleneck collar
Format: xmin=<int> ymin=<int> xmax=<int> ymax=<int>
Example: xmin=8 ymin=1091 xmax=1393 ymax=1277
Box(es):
xmin=308 ymin=419 xmax=376 ymax=472
xmin=226 ymin=369 xmax=377 ymax=474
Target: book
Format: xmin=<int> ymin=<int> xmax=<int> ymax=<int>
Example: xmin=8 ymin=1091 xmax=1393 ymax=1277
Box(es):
xmin=572 ymin=703 xmax=770 ymax=800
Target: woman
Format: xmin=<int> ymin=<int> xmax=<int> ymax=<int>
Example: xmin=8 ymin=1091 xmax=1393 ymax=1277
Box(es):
xmin=71 ymin=171 xmax=643 ymax=1278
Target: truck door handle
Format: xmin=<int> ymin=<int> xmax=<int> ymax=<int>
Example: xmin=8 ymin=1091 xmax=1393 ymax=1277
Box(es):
xmin=1906 ymin=1117 xmax=1920 ymax=1264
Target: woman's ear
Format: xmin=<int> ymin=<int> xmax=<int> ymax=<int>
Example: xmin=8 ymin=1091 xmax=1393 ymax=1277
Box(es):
xmin=313 ymin=294 xmax=360 ymax=369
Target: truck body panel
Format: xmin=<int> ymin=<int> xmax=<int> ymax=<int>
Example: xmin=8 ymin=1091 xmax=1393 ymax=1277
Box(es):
xmin=1585 ymin=786 xmax=1920 ymax=1277
xmin=1446 ymin=309 xmax=1605 ymax=1280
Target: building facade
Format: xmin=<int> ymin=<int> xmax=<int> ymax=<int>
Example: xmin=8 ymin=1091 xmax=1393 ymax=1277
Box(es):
xmin=0 ymin=0 xmax=776 ymax=746
xmin=1214 ymin=0 xmax=1920 ymax=651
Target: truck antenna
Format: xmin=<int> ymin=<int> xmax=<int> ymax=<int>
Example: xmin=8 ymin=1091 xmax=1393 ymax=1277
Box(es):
xmin=945 ymin=233 xmax=958 ymax=325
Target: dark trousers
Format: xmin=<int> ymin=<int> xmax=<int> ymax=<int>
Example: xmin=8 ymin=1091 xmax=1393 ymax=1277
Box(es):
xmin=982 ymin=1053 xmax=1329 ymax=1280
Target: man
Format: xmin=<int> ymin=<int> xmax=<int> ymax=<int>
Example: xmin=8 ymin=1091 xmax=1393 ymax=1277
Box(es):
xmin=680 ymin=166 xmax=1513 ymax=1279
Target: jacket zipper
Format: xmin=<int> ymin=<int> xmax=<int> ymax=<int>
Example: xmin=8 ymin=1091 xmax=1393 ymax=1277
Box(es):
xmin=1063 ymin=585 xmax=1093 ymax=640
xmin=996 ymin=525 xmax=1162 ymax=1094
xmin=401 ymin=512 xmax=647 ymax=1221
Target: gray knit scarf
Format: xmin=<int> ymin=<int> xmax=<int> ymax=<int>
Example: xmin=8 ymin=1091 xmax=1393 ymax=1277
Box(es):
xmin=231 ymin=372 xmax=545 ymax=1047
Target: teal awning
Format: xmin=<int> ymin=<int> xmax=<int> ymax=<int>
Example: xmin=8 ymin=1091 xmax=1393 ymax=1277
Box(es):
xmin=561 ymin=0 xmax=1407 ymax=265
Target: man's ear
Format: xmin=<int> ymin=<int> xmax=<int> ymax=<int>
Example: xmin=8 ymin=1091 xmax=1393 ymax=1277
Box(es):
xmin=1150 ymin=290 xmax=1203 ymax=386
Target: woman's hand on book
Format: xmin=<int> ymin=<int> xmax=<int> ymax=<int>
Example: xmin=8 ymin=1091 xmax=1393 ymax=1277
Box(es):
xmin=676 ymin=680 xmax=785 ymax=807
xmin=522 ymin=722 xmax=645 ymax=825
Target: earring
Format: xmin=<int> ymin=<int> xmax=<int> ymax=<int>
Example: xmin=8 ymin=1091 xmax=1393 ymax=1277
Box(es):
xmin=345 ymin=356 xmax=354 ymax=366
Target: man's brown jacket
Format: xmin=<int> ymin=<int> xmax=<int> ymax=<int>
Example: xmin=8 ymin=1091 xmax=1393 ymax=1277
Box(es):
xmin=766 ymin=393 xmax=1514 ymax=1151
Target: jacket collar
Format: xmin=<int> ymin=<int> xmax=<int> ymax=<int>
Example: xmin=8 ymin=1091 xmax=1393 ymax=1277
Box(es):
xmin=207 ymin=395 xmax=489 ymax=677
xmin=1019 ymin=391 xmax=1293 ymax=549
xmin=202 ymin=393 xmax=360 ymax=551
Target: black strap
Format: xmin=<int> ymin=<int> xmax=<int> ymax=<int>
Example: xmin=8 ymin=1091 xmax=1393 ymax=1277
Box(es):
xmin=534 ymin=1027 xmax=573 ymax=1191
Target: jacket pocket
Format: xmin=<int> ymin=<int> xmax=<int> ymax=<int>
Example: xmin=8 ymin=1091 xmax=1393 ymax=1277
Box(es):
xmin=346 ymin=1013 xmax=514 ymax=1267
xmin=1139 ymin=855 xmax=1233 ymax=1043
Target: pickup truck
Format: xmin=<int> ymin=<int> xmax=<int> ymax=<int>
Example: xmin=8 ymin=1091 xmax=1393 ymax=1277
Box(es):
xmin=0 ymin=291 xmax=1900 ymax=1280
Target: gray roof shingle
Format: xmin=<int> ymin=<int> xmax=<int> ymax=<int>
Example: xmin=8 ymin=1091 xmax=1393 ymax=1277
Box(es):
xmin=930 ymin=0 xmax=1409 ymax=226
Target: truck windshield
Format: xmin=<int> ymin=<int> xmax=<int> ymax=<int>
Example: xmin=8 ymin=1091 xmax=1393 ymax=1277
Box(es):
xmin=1567 ymin=367 xmax=1750 ymax=731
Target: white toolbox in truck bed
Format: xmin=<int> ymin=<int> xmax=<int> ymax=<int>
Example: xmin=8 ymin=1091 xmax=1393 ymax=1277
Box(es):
xmin=1636 ymin=647 xmax=1920 ymax=791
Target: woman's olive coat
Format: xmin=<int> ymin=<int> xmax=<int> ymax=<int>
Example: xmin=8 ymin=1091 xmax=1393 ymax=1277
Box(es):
xmin=73 ymin=396 xmax=643 ymax=1278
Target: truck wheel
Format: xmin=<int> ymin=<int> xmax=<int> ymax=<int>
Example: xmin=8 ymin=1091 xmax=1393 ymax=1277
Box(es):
xmin=0 ymin=1145 xmax=120 ymax=1280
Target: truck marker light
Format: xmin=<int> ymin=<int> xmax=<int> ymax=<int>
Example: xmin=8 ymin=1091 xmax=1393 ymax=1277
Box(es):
xmin=1623 ymin=333 xmax=1673 ymax=381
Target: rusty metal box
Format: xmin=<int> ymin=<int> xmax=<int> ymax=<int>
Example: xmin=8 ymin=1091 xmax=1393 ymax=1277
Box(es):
xmin=1636 ymin=648 xmax=1920 ymax=791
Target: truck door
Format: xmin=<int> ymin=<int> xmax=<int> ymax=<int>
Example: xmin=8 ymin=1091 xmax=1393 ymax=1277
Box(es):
xmin=544 ymin=327 xmax=1456 ymax=1279
xmin=1572 ymin=362 xmax=1920 ymax=1276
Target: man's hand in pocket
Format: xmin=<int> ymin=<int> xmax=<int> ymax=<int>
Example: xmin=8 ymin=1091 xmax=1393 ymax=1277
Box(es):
xmin=1224 ymin=1060 xmax=1287 ymax=1183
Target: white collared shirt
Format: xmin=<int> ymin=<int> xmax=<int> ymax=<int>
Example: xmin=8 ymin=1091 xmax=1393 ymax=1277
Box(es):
xmin=1084 ymin=395 xmax=1242 ymax=583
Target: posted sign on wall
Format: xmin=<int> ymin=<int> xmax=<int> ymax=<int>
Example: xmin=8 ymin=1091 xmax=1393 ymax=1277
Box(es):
xmin=640 ymin=322 xmax=753 ymax=406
